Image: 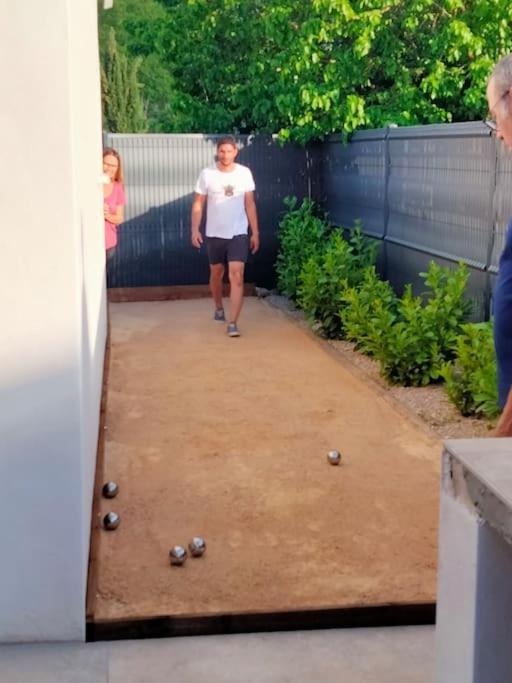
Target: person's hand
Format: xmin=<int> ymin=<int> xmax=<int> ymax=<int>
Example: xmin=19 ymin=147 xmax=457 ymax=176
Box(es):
xmin=191 ymin=230 xmax=203 ymax=248
xmin=103 ymin=203 xmax=109 ymax=218
xmin=250 ymin=232 xmax=260 ymax=254
xmin=493 ymin=420 xmax=512 ymax=437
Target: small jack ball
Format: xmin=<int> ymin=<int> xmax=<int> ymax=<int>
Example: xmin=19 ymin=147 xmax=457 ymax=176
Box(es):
xmin=103 ymin=512 xmax=120 ymax=530
xmin=102 ymin=481 xmax=119 ymax=499
xmin=327 ymin=450 xmax=342 ymax=466
xmin=169 ymin=546 xmax=187 ymax=566
xmin=188 ymin=537 xmax=206 ymax=557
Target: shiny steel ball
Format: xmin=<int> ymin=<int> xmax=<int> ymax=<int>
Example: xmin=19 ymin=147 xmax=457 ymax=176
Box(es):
xmin=169 ymin=545 xmax=188 ymax=566
xmin=188 ymin=537 xmax=206 ymax=557
xmin=327 ymin=450 xmax=342 ymax=466
xmin=102 ymin=481 xmax=119 ymax=499
xmin=103 ymin=512 xmax=120 ymax=530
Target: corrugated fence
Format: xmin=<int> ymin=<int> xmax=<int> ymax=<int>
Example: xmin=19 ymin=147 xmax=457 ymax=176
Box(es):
xmin=321 ymin=122 xmax=512 ymax=320
xmin=106 ymin=126 xmax=512 ymax=320
xmin=105 ymin=133 xmax=320 ymax=289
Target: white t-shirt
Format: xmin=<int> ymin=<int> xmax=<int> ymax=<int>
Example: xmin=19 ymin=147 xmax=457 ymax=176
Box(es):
xmin=195 ymin=163 xmax=256 ymax=238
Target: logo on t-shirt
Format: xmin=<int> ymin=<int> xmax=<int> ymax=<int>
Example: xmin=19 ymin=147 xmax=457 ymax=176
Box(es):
xmin=223 ymin=184 xmax=234 ymax=197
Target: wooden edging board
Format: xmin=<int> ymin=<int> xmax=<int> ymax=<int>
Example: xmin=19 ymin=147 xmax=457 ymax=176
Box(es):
xmin=108 ymin=284 xmax=256 ymax=303
xmin=86 ymin=603 xmax=436 ymax=642
xmin=85 ymin=318 xmax=111 ymax=622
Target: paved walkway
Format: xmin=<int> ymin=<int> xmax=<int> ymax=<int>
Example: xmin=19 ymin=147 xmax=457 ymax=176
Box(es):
xmin=0 ymin=626 xmax=434 ymax=682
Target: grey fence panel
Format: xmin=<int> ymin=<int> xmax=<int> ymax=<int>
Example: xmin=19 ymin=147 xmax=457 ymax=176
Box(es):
xmin=322 ymin=130 xmax=386 ymax=237
xmin=105 ymin=134 xmax=311 ymax=288
xmin=322 ymin=122 xmax=512 ymax=321
xmin=386 ymin=242 xmax=488 ymax=322
xmin=307 ymin=142 xmax=325 ymax=206
xmin=386 ymin=123 xmax=494 ymax=269
xmin=491 ymin=143 xmax=512 ymax=273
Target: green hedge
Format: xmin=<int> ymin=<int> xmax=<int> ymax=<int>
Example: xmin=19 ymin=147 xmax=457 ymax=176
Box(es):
xmin=440 ymin=322 xmax=500 ymax=419
xmin=275 ymin=197 xmax=499 ymax=418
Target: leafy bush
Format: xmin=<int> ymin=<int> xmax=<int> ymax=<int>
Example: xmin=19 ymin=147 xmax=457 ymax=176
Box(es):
xmin=341 ymin=267 xmax=398 ymax=356
xmin=440 ymin=322 xmax=500 ymax=418
xmin=374 ymin=284 xmax=444 ymax=386
xmin=374 ymin=262 xmax=471 ymax=386
xmin=297 ymin=226 xmax=379 ymax=338
xmin=419 ymin=261 xmax=472 ymax=355
xmin=276 ymin=197 xmax=328 ymax=300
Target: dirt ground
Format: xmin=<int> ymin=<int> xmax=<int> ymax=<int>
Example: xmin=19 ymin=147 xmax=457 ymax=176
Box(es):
xmin=91 ymin=297 xmax=443 ymax=622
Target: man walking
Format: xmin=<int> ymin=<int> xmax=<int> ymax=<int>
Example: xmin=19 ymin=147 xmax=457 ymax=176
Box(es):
xmin=191 ymin=136 xmax=259 ymax=337
xmin=487 ymin=55 xmax=512 ymax=435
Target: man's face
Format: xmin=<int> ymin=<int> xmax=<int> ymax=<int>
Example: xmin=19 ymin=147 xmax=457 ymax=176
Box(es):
xmin=217 ymin=143 xmax=238 ymax=166
xmin=487 ymin=76 xmax=512 ymax=149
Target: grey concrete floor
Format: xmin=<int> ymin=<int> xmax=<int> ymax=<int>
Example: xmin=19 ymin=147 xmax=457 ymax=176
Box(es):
xmin=0 ymin=626 xmax=434 ymax=683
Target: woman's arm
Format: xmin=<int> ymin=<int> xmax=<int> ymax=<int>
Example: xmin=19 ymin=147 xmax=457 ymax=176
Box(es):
xmin=104 ymin=204 xmax=124 ymax=225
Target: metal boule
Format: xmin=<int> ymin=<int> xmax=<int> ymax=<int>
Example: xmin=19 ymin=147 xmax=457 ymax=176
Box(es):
xmin=327 ymin=450 xmax=342 ymax=466
xmin=188 ymin=537 xmax=206 ymax=557
xmin=102 ymin=481 xmax=119 ymax=499
xmin=103 ymin=512 xmax=121 ymax=530
xmin=169 ymin=545 xmax=188 ymax=566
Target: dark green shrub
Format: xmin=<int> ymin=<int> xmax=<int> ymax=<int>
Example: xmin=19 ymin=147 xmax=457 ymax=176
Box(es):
xmin=276 ymin=197 xmax=328 ymax=300
xmin=420 ymin=261 xmax=472 ymax=355
xmin=440 ymin=322 xmax=499 ymax=418
xmin=297 ymin=226 xmax=379 ymax=339
xmin=341 ymin=267 xmax=398 ymax=356
xmin=375 ymin=262 xmax=471 ymax=386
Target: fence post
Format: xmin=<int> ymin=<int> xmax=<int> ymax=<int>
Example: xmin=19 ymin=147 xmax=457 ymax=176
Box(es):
xmin=305 ymin=146 xmax=312 ymax=201
xmin=382 ymin=126 xmax=392 ymax=282
xmin=483 ymin=134 xmax=499 ymax=321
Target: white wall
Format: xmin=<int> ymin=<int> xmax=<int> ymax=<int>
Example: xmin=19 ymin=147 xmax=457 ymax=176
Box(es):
xmin=0 ymin=0 xmax=106 ymax=641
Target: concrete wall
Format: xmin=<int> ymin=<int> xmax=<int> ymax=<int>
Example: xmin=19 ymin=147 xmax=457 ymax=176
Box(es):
xmin=0 ymin=0 xmax=106 ymax=641
xmin=436 ymin=441 xmax=512 ymax=682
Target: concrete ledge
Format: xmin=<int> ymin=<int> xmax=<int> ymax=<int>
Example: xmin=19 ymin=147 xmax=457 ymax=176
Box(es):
xmin=443 ymin=439 xmax=512 ymax=544
xmin=437 ymin=437 xmax=512 ymax=682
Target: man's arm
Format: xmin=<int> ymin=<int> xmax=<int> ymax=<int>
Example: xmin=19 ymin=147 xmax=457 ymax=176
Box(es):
xmin=191 ymin=193 xmax=206 ymax=248
xmin=245 ymin=191 xmax=259 ymax=254
xmin=495 ymin=388 xmax=512 ymax=436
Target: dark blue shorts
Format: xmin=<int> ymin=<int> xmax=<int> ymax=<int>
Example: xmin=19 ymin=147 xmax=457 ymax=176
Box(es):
xmin=206 ymin=235 xmax=249 ymax=265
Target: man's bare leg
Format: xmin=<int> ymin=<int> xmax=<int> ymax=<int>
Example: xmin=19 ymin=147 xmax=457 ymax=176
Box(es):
xmin=210 ymin=263 xmax=225 ymax=310
xmin=228 ymin=261 xmax=245 ymax=323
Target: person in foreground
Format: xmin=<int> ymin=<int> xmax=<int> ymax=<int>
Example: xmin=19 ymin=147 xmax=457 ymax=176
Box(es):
xmin=191 ymin=136 xmax=259 ymax=337
xmin=487 ymin=54 xmax=512 ymax=436
xmin=103 ymin=147 xmax=126 ymax=260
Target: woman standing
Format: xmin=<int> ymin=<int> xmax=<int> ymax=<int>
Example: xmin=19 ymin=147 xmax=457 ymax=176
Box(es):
xmin=102 ymin=147 xmax=126 ymax=260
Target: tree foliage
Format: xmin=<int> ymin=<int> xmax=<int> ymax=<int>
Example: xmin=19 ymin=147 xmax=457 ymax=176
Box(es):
xmin=99 ymin=0 xmax=512 ymax=141
xmin=101 ymin=27 xmax=148 ymax=133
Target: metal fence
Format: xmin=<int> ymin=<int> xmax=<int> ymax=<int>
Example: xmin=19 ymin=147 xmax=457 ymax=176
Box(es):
xmin=105 ymin=126 xmax=512 ymax=320
xmin=321 ymin=122 xmax=512 ymax=320
xmin=104 ymin=133 xmax=321 ymax=289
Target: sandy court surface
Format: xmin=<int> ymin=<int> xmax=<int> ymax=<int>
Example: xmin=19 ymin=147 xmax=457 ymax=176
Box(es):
xmin=91 ymin=297 xmax=442 ymax=622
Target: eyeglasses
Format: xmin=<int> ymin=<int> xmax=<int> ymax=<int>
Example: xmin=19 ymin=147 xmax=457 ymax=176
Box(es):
xmin=485 ymin=89 xmax=511 ymax=132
